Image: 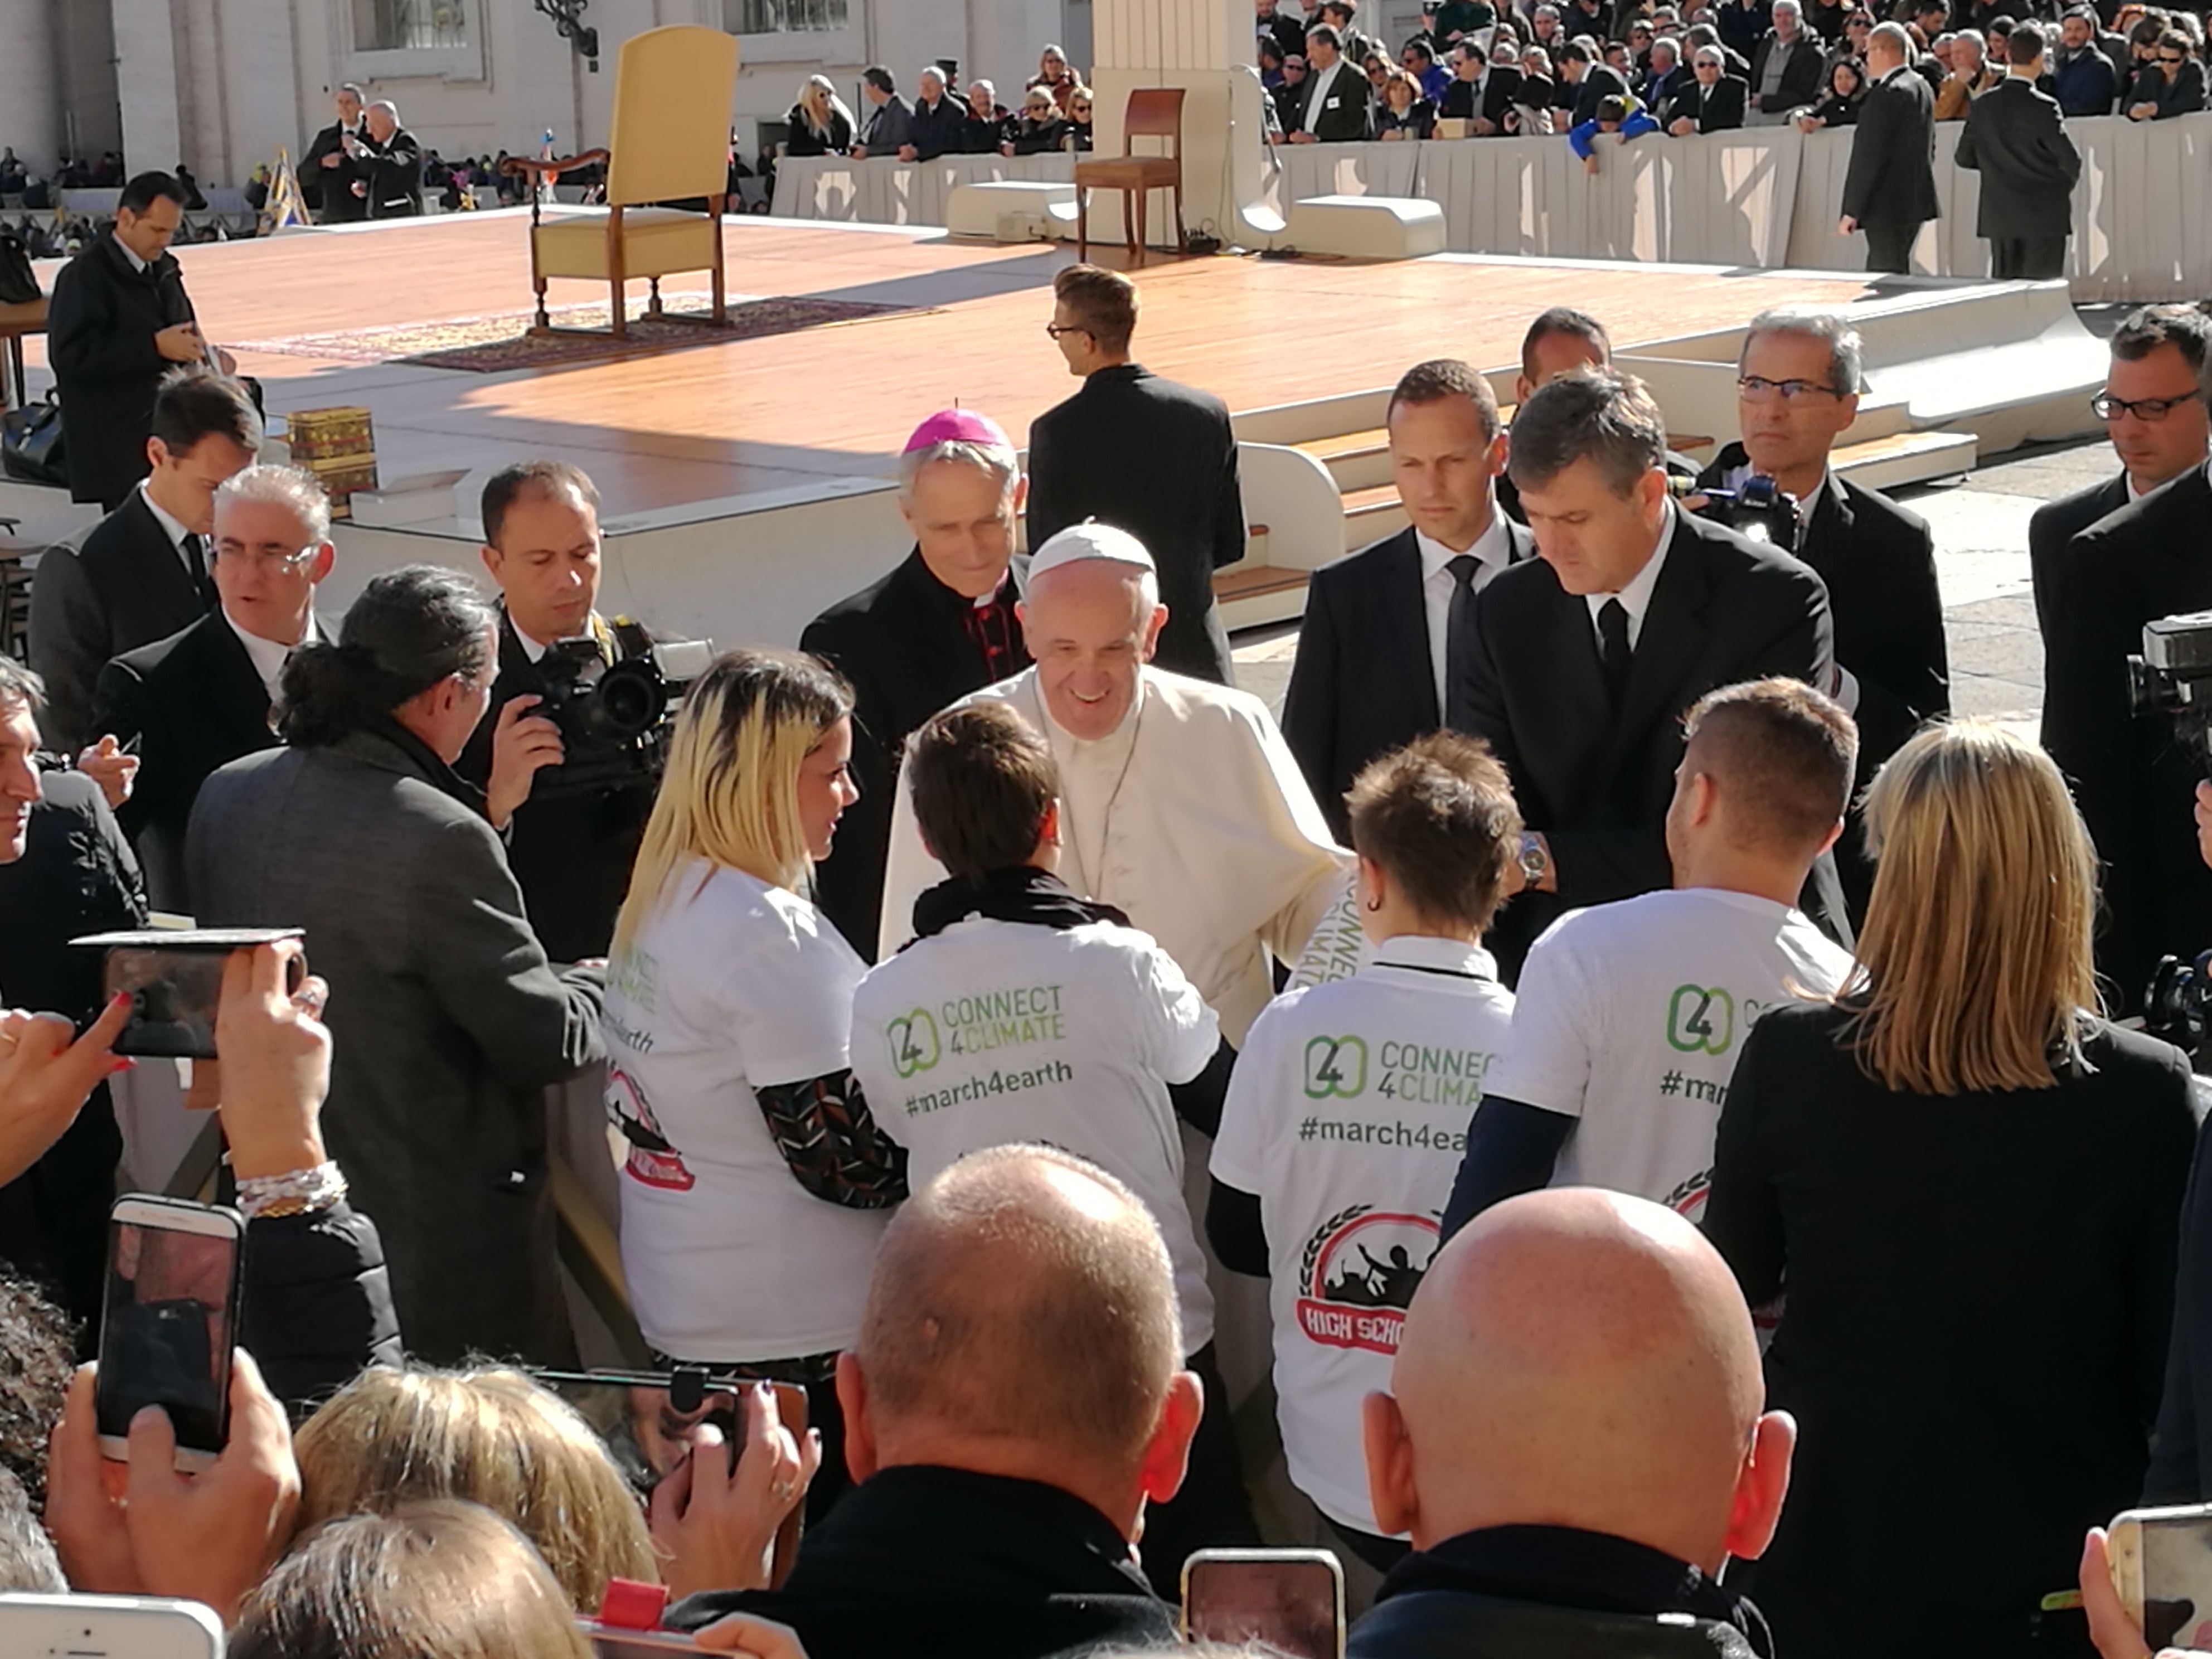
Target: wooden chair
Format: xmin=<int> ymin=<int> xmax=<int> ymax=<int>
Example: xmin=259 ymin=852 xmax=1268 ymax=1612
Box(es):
xmin=502 ymin=26 xmax=740 ymax=337
xmin=1075 ymin=88 xmax=1187 ymax=266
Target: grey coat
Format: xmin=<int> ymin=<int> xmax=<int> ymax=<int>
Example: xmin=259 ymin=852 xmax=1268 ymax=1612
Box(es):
xmin=187 ymin=723 xmax=604 ymax=1365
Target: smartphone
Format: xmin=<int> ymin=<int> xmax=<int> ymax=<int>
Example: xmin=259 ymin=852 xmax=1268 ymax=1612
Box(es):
xmin=0 ymin=1592 xmax=224 ymax=1658
xmin=95 ymin=1196 xmax=246 ymax=1470
xmin=72 ymin=928 xmax=304 ymax=1060
xmin=1181 ymin=1548 xmax=1347 ymax=1659
xmin=576 ymin=1624 xmax=706 ymax=1658
xmin=2109 ymin=1502 xmax=2212 ymax=1650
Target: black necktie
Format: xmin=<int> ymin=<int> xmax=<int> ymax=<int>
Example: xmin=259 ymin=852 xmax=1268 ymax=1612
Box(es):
xmin=1442 ymin=554 xmax=1481 ymax=727
xmin=183 ymin=533 xmax=216 ymax=609
xmin=1598 ymin=597 xmax=1633 ymax=707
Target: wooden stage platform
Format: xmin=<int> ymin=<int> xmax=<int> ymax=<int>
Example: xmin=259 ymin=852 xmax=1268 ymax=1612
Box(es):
xmin=25 ymin=210 xmax=1876 ymax=524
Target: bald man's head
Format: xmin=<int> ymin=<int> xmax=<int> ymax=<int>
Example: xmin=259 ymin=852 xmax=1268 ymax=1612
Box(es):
xmin=843 ymin=1145 xmax=1191 ymax=1512
xmin=1364 ymin=1190 xmax=1793 ymax=1572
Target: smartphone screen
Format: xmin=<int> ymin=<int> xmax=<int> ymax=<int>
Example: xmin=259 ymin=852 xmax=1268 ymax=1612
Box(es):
xmin=95 ymin=1200 xmax=244 ymax=1464
xmin=1183 ymin=1551 xmax=1346 ymax=1659
xmin=103 ymin=948 xmax=227 ymax=1060
xmin=2142 ymin=1514 xmax=2212 ymax=1650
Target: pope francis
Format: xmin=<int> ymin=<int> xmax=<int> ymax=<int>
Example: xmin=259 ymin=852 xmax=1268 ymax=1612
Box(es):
xmin=878 ymin=523 xmax=1350 ymax=1044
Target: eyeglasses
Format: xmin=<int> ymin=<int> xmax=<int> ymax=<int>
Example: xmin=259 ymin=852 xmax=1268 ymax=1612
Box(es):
xmin=211 ymin=542 xmax=323 ymax=571
xmin=1739 ymin=375 xmax=1847 ymax=401
xmin=1044 ymin=322 xmax=1093 ymax=339
xmin=2092 ymin=390 xmax=2203 ymax=420
xmin=2159 ymin=52 xmax=2187 ymax=62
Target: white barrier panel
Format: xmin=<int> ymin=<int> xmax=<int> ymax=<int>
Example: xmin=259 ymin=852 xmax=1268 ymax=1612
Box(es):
xmin=778 ymin=113 xmax=2212 ymax=301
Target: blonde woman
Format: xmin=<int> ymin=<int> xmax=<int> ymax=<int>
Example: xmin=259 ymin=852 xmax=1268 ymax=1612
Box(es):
xmin=783 ymin=74 xmax=854 ymax=157
xmin=604 ymin=649 xmax=903 ymax=1510
xmin=1704 ymin=720 xmax=2196 ymax=1659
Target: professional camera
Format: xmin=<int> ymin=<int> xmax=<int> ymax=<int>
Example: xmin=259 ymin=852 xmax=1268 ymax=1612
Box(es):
xmin=2145 ymin=949 xmax=2212 ymax=1050
xmin=1689 ymin=474 xmax=1801 ymax=553
xmin=532 ymin=618 xmax=712 ymax=797
xmin=2128 ymin=610 xmax=2212 ymax=763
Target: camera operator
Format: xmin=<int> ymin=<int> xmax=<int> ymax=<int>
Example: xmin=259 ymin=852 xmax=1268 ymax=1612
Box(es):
xmin=1694 ymin=307 xmax=1948 ymax=920
xmin=455 ymin=462 xmax=659 ymax=964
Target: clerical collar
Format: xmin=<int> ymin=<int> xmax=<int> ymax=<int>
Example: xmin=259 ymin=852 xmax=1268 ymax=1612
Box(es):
xmin=1415 ymin=505 xmax=1514 ymax=582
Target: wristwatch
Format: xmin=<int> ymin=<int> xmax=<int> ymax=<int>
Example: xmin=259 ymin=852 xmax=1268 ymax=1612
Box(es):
xmin=1517 ymin=832 xmax=1550 ymax=889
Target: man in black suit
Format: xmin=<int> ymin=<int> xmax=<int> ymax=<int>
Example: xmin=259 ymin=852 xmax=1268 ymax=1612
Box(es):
xmin=1558 ymin=40 xmax=1631 ymax=126
xmin=1027 ymin=264 xmax=1244 ymax=685
xmin=46 ymin=172 xmax=241 ymax=512
xmin=1695 ymin=309 xmax=1947 ymax=918
xmin=1284 ymin=360 xmax=1535 ymax=838
xmin=354 ymin=101 xmax=424 ymax=219
xmin=1664 ymin=45 xmax=1753 ymax=131
xmin=2031 ymin=304 xmax=2211 ymax=642
xmin=452 ymin=462 xmax=659 ymax=964
xmin=1452 ymin=368 xmax=1833 ymax=976
xmin=1259 ymin=0 xmax=1310 ymax=64
xmin=91 ymin=464 xmax=333 ymax=910
xmin=302 ymin=83 xmax=368 ymax=223
xmin=1439 ymin=39 xmax=1526 ymax=132
xmin=905 ymin=67 xmax=970 ymax=160
xmin=804 ymin=411 xmax=1030 ymax=958
xmin=1285 ymin=24 xmax=1375 ymax=141
xmin=28 ymin=369 xmax=261 ymax=753
xmin=2041 ymin=336 xmax=2212 ymax=1014
xmin=1953 ymin=26 xmax=2081 ymax=280
xmin=1639 ymin=37 xmax=1689 ymax=110
xmin=1840 ymin=23 xmax=1939 ymax=274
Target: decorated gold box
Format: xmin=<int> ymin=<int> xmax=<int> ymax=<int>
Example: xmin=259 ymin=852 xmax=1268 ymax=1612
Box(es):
xmin=285 ymin=408 xmax=378 ymax=519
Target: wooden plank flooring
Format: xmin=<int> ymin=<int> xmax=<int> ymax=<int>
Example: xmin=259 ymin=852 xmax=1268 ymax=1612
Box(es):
xmin=27 ymin=211 xmax=1876 ymax=520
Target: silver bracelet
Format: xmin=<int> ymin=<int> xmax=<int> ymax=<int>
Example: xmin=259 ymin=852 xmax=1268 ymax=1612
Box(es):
xmin=236 ymin=1160 xmax=348 ymax=1220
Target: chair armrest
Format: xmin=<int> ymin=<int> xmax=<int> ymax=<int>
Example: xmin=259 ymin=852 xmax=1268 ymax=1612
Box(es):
xmin=501 ymin=149 xmax=612 ymax=180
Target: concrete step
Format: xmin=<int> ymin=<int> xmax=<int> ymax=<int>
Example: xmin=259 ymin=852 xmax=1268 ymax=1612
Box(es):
xmin=1213 ymin=560 xmax=1313 ymax=633
xmin=1341 ymin=483 xmax=1410 ymax=550
xmin=1829 ymin=428 xmax=1978 ymax=491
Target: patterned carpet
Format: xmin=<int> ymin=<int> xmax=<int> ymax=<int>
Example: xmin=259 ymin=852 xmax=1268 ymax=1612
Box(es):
xmin=229 ymin=294 xmax=929 ymax=372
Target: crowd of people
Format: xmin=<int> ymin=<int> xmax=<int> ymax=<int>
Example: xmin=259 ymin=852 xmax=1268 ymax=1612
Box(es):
xmin=11 ymin=166 xmax=2212 ymax=1659
xmin=779 ymin=51 xmax=1102 ymax=162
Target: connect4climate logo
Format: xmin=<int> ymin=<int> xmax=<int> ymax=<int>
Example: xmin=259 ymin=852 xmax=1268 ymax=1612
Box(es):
xmin=1666 ymin=985 xmax=1734 ymax=1055
xmin=1303 ymin=1035 xmax=1368 ymax=1099
xmin=887 ymin=1010 xmax=940 ymax=1078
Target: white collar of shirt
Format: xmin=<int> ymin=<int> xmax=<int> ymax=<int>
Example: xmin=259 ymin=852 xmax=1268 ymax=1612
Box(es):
xmin=118 ymin=242 xmax=150 ymax=274
xmin=1583 ymin=499 xmax=1674 ymax=649
xmin=1878 ymin=62 xmax=1912 ymax=84
xmin=137 ymin=482 xmax=196 ymax=566
xmin=1416 ymin=509 xmax=1515 ymax=710
xmin=225 ymin=610 xmax=316 ymax=701
xmin=1370 ymin=933 xmax=1500 ymax=982
xmin=513 ymin=623 xmax=553 ymax=663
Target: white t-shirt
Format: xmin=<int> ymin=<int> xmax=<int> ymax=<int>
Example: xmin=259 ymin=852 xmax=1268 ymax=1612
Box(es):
xmin=1211 ymin=935 xmax=1516 ymax=1535
xmin=1488 ymin=886 xmax=1852 ymax=1219
xmin=850 ymin=910 xmax=1221 ymax=1353
xmin=603 ymin=858 xmax=889 ymax=1363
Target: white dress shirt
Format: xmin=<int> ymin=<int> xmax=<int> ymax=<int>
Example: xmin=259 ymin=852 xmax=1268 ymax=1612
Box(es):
xmin=1417 ymin=506 xmax=1517 ymax=713
xmin=1584 ymin=501 xmax=1675 ymax=652
xmin=225 ymin=612 xmax=317 ymax=705
xmin=137 ymin=482 xmax=200 ymax=578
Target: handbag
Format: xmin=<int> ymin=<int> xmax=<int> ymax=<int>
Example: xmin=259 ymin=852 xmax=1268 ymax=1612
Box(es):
xmin=1 ymin=391 xmax=66 ymax=487
xmin=0 ymin=232 xmax=36 ymax=305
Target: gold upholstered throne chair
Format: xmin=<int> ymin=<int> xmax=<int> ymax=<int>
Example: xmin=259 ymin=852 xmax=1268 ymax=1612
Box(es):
xmin=504 ymin=25 xmax=741 ymax=337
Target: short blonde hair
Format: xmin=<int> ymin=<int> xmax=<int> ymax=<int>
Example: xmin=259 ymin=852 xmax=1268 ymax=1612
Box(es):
xmin=1841 ymin=720 xmax=2100 ymax=1094
xmin=290 ymin=1367 xmax=654 ymax=1614
xmin=613 ymin=648 xmax=853 ymax=952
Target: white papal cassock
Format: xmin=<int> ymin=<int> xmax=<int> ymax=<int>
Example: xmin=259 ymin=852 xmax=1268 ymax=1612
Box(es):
xmin=878 ymin=666 xmax=1350 ymax=1045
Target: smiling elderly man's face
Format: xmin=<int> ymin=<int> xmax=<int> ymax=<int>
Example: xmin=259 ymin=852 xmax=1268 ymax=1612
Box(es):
xmin=1016 ymin=559 xmax=1167 ymax=741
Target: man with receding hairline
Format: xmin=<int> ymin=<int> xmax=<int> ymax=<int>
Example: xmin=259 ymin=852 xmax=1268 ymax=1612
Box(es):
xmin=666 ymin=1144 xmax=1196 ymax=1659
xmin=1352 ymin=1187 xmax=1793 ymax=1657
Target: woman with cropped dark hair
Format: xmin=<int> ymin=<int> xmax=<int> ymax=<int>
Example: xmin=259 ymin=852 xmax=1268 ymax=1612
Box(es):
xmin=188 ymin=565 xmax=605 ymax=1368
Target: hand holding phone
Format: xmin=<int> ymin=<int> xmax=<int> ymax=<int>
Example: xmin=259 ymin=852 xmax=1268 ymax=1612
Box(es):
xmin=202 ymin=941 xmax=332 ymax=1182
xmin=0 ymin=995 xmax=132 ymax=1188
xmin=46 ymin=1349 xmax=301 ymax=1626
xmin=648 ymin=1382 xmax=819 ymax=1599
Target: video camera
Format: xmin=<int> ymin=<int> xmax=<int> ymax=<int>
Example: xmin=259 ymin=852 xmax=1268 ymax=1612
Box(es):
xmin=2128 ymin=610 xmax=2212 ymax=764
xmin=1687 ymin=474 xmax=1801 ymax=553
xmin=532 ymin=619 xmax=713 ymax=798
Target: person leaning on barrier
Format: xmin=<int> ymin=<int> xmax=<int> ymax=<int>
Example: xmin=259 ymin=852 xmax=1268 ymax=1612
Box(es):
xmin=187 ymin=565 xmax=604 ymax=1369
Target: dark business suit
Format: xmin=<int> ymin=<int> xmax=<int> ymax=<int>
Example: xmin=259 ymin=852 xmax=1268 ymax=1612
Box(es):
xmin=90 ymin=609 xmax=311 ymax=911
xmin=1748 ymin=32 xmax=1824 ymax=114
xmin=2029 ymin=471 xmax=2129 ymax=644
xmin=1842 ymin=66 xmax=1939 ymax=274
xmin=1453 ymin=508 xmax=1833 ymax=974
xmin=1294 ymin=61 xmax=1376 ymax=141
xmin=1027 ymin=362 xmax=1245 ymax=685
xmin=1953 ymin=76 xmax=2080 ymax=279
xmin=906 ymin=94 xmax=971 ymax=159
xmin=357 ymin=127 xmax=424 ymax=217
xmin=801 ymin=550 xmax=1029 ymax=959
xmin=1662 ymin=73 xmax=1750 ymax=131
xmin=2041 ymin=467 xmax=2212 ymax=1015
xmin=1439 ymin=66 xmax=1526 ymax=125
xmin=1567 ymin=63 xmax=1631 ymax=128
xmin=301 ymin=122 xmax=367 ymax=221
xmin=452 ymin=612 xmax=658 ymax=964
xmin=1281 ymin=518 xmax=1535 ymax=839
xmin=45 ymin=231 xmax=198 ymax=509
xmin=2128 ymin=58 xmax=2208 ymax=118
xmin=27 ymin=492 xmax=214 ymax=753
